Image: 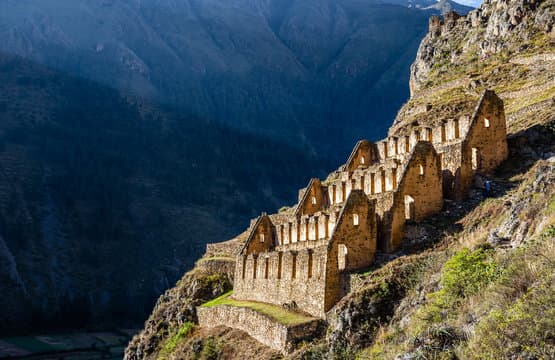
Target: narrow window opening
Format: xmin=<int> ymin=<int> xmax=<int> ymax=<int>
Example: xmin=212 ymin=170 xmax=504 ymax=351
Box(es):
xmin=260 ymin=233 xmax=265 ymax=243
xmin=308 ymin=252 xmax=313 ymax=279
xmin=277 ymin=252 xmax=282 ymax=279
xmin=242 ymin=256 xmax=247 ymax=279
xmin=370 ymin=173 xmax=375 ymax=194
xmin=314 ymin=216 xmax=319 ymax=240
xmin=404 ymin=195 xmax=415 ymax=221
xmin=311 ymin=196 xmax=317 ymax=205
xmin=405 ymin=136 xmax=410 ymax=153
xmin=384 ymin=142 xmax=389 ymax=158
xmin=338 ymin=244 xmax=347 ymax=270
xmin=360 ymin=156 xmax=365 ymax=165
xmin=441 ymin=124 xmax=446 ymax=142
xmin=381 ymin=170 xmax=386 ymax=193
xmin=419 ymin=164 xmax=424 ymax=176
xmin=484 ymin=118 xmax=490 ymax=128
xmin=341 ymin=181 xmax=346 ymax=201
xmin=353 ymin=214 xmax=359 ymax=226
xmin=454 ymin=119 xmax=460 ymax=139
xmin=332 ymin=184 xmax=337 ymax=204
xmin=392 ymin=168 xmax=397 ymax=189
xmin=295 ymin=220 xmax=300 ymax=243
xmin=287 ymin=223 xmax=292 ymax=244
xmin=264 ymin=257 xmax=269 ymax=279
xmin=253 ymin=256 xmax=257 ymax=279
xmin=472 ymin=148 xmax=480 ymax=171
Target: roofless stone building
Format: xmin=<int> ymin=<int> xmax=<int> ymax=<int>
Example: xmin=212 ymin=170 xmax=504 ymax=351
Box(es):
xmin=198 ymin=90 xmax=508 ymax=353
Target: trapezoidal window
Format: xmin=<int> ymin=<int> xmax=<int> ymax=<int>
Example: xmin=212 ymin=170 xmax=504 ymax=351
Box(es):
xmin=311 ymin=196 xmax=317 ymax=205
xmin=484 ymin=118 xmax=490 ymax=128
xmin=419 ymin=164 xmax=424 ymax=176
xmin=360 ymin=156 xmax=365 ymax=165
xmin=353 ymin=213 xmax=359 ymax=226
xmin=338 ymin=244 xmax=348 ymax=270
xmin=260 ymin=233 xmax=265 ymax=243
xmin=405 ymin=195 xmax=415 ymax=221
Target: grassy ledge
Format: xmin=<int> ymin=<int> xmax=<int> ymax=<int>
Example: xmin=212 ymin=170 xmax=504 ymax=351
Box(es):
xmin=197 ymin=256 xmax=236 ymax=262
xmin=201 ymin=291 xmax=316 ymax=326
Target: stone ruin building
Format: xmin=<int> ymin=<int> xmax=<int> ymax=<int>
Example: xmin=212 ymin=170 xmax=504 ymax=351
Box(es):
xmin=198 ymin=89 xmax=508 ymax=352
xmin=233 ymin=89 xmax=508 ymax=318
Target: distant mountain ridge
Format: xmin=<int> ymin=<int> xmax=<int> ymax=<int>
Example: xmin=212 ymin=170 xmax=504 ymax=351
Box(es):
xmin=0 ymin=0 xmax=462 ymax=160
xmin=379 ymin=0 xmax=473 ymax=13
xmin=0 ymin=52 xmax=328 ymax=334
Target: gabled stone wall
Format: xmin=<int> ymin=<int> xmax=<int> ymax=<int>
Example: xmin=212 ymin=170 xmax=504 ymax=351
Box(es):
xmin=227 ymin=89 xmax=507 ymax=320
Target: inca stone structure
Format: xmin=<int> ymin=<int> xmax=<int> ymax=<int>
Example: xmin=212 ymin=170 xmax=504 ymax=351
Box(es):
xmin=198 ymin=89 xmax=508 ymax=352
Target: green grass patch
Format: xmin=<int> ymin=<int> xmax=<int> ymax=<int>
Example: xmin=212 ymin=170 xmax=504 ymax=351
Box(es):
xmin=412 ymin=246 xmax=500 ymax=331
xmin=201 ymin=291 xmax=316 ymax=325
xmin=157 ymin=322 xmax=195 ymax=359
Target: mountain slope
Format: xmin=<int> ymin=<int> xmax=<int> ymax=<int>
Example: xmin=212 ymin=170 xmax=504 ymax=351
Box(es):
xmin=0 ymin=53 xmax=328 ymax=334
xmin=0 ymin=0 xmax=438 ymax=160
xmin=124 ymin=0 xmax=555 ymax=358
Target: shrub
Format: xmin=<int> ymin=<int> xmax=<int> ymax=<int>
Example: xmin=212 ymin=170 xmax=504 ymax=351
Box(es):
xmin=198 ymin=338 xmax=222 ymax=360
xmin=441 ymin=246 xmax=500 ymax=299
xmin=163 ymin=322 xmax=195 ymax=353
xmin=464 ymin=276 xmax=555 ymax=359
xmin=413 ymin=246 xmax=500 ymax=330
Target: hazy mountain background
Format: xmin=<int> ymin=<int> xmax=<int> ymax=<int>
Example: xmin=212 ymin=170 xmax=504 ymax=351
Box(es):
xmin=0 ymin=0 xmax=472 ymax=334
xmin=0 ymin=0 xmax=471 ymax=157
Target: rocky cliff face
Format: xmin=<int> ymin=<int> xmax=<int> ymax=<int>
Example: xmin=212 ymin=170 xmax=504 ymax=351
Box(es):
xmin=125 ymin=0 xmax=555 ymax=359
xmin=410 ymin=0 xmax=554 ymax=95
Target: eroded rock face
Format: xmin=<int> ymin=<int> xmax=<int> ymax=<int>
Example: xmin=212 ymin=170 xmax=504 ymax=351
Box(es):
xmin=124 ymin=269 xmax=232 ymax=360
xmin=410 ymin=0 xmax=555 ymax=95
xmin=326 ymin=254 xmax=432 ymax=355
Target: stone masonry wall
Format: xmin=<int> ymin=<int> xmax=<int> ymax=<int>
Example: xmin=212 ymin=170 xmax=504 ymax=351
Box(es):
xmin=324 ymin=190 xmax=377 ymax=310
xmin=233 ymin=245 xmax=328 ymax=317
xmin=197 ymin=305 xmax=322 ymax=354
xmin=390 ymin=141 xmax=443 ymax=251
